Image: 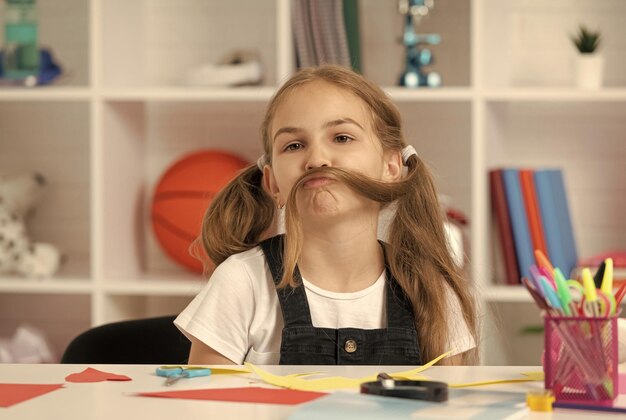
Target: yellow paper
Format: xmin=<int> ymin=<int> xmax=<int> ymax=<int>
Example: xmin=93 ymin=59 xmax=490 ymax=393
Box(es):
xmin=245 ymin=351 xmax=450 ymax=392
xmin=198 ymin=365 xmax=252 ymax=375
xmin=246 ymin=353 xmax=543 ymax=392
xmin=521 ymin=371 xmax=544 ymax=381
xmin=449 ymin=378 xmax=537 ymax=388
xmin=448 ymin=371 xmax=544 ymax=388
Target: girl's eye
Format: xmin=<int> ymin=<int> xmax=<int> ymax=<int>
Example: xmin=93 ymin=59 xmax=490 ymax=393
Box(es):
xmin=335 ymin=135 xmax=353 ymax=143
xmin=285 ymin=142 xmax=303 ymax=152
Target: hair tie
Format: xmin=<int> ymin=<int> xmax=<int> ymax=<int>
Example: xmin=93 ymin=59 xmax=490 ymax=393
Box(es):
xmin=401 ymin=145 xmax=418 ymax=166
xmin=256 ymin=155 xmax=267 ymax=171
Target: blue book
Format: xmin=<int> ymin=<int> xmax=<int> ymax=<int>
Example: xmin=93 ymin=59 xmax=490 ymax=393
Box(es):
xmin=288 ymin=390 xmax=528 ymax=420
xmin=549 ymin=170 xmax=578 ymax=276
xmin=534 ymin=169 xmax=578 ymax=277
xmin=501 ymin=169 xmax=534 ymax=281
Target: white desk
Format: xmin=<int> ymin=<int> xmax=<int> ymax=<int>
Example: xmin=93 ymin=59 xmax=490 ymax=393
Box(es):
xmin=0 ymin=364 xmax=621 ymax=419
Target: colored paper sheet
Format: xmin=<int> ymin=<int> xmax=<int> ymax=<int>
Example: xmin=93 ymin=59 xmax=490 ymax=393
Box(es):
xmin=0 ymin=383 xmax=64 ymax=408
xmin=65 ymin=367 xmax=131 ymax=383
xmin=136 ymin=386 xmax=326 ymax=405
xmin=245 ymin=351 xmax=449 ymax=392
xmin=620 ymin=373 xmax=626 ymax=394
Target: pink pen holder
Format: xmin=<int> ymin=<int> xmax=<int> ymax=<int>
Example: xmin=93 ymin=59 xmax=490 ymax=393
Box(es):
xmin=544 ymin=314 xmax=619 ymax=406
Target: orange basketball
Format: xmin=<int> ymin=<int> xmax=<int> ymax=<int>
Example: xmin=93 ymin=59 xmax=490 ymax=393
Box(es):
xmin=151 ymin=150 xmax=249 ymax=273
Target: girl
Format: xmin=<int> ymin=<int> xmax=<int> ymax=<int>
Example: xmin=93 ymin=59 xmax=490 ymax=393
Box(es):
xmin=175 ymin=65 xmax=478 ymax=365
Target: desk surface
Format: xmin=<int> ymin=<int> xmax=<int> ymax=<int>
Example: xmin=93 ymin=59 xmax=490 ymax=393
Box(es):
xmin=0 ymin=364 xmax=621 ymax=419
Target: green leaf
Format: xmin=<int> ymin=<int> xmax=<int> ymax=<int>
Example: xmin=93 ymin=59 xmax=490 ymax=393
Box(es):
xmin=519 ymin=325 xmax=544 ymax=335
xmin=572 ymin=24 xmax=601 ymax=53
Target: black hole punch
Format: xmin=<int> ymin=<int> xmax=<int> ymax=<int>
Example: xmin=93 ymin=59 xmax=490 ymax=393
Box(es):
xmin=361 ymin=374 xmax=448 ymax=402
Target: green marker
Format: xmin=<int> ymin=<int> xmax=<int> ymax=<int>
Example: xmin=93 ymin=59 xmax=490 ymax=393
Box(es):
xmin=554 ymin=268 xmax=572 ymax=316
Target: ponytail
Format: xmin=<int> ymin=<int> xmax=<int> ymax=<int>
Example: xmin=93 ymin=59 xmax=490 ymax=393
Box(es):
xmin=387 ymin=155 xmax=479 ymax=365
xmin=200 ymin=164 xmax=275 ymax=266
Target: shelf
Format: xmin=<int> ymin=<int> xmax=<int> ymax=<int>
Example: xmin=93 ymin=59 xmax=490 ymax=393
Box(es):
xmin=397 ymin=101 xmax=472 ymax=218
xmin=0 ymin=277 xmax=203 ymax=297
xmin=0 ymin=293 xmax=91 ymax=359
xmin=5 ymin=87 xmax=625 ymax=103
xmin=100 ymin=101 xmax=266 ymax=282
xmin=482 ymin=286 xmax=531 ymax=303
xmin=100 ymin=87 xmax=276 ymax=102
xmin=384 ymin=87 xmax=473 ymax=102
xmin=0 ymin=278 xmax=91 ymax=294
xmin=1 ymin=0 xmax=624 ymax=366
xmin=101 ymin=0 xmax=278 ymax=89
xmin=4 ymin=87 xmax=625 ymax=103
xmin=0 ymin=87 xmax=91 ymax=101
xmin=360 ymin=1 xmax=471 ymax=88
xmin=484 ymin=101 xmax=626 ymax=268
xmin=0 ymin=102 xmax=91 ymax=291
xmin=482 ymin=88 xmax=626 ymax=102
xmin=480 ymin=0 xmax=626 ymax=90
xmin=482 ymin=285 xmax=626 ymax=305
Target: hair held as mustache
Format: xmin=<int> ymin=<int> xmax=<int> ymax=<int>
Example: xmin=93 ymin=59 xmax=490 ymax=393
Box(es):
xmin=286 ymin=166 xmax=412 ymax=207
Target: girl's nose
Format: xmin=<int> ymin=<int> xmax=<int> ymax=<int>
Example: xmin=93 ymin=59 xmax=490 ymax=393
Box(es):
xmin=305 ymin=145 xmax=331 ymax=170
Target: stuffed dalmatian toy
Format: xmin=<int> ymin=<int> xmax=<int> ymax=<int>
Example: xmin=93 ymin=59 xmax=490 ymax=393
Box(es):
xmin=0 ymin=173 xmax=63 ymax=278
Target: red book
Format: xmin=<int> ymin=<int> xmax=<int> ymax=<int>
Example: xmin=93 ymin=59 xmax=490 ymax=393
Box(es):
xmin=519 ymin=169 xmax=548 ymax=258
xmin=489 ymin=169 xmax=520 ymax=285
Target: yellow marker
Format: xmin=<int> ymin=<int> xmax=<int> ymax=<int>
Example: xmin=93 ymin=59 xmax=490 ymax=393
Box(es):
xmin=535 ymin=249 xmax=555 ymax=276
xmin=601 ymin=258 xmax=614 ymax=295
xmin=582 ymin=267 xmax=598 ymax=302
xmin=526 ymin=390 xmax=554 ymax=412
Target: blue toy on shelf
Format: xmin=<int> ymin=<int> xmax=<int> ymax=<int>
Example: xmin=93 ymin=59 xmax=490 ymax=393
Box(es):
xmin=0 ymin=48 xmax=62 ymax=86
xmin=398 ymin=0 xmax=441 ymax=88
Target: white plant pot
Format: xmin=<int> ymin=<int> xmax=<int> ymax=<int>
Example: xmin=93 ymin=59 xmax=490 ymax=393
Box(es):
xmin=576 ymin=54 xmax=604 ymax=89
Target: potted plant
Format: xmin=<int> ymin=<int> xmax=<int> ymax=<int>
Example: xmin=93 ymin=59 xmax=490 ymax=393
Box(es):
xmin=571 ymin=25 xmax=603 ymax=89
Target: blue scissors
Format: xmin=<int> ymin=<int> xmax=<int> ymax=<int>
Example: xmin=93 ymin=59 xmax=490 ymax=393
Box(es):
xmin=156 ymin=365 xmax=212 ymax=386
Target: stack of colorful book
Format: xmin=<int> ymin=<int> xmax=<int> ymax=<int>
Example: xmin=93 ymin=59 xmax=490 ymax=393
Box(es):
xmin=489 ymin=168 xmax=578 ymax=285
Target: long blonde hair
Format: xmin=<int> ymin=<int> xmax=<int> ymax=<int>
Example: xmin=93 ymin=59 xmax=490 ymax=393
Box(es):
xmin=201 ymin=65 xmax=479 ymax=365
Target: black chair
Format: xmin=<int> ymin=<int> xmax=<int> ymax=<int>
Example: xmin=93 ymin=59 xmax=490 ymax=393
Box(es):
xmin=61 ymin=315 xmax=191 ymax=364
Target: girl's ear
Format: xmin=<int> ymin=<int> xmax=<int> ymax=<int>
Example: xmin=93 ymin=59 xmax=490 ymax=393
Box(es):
xmin=383 ymin=150 xmax=402 ymax=182
xmin=262 ymin=165 xmax=280 ymax=197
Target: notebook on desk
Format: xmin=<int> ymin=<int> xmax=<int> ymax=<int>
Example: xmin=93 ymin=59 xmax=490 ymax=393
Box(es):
xmin=288 ymin=389 xmax=528 ymax=420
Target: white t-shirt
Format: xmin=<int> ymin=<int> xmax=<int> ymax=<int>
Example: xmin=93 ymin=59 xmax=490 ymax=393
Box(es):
xmin=175 ymin=246 xmax=476 ymax=364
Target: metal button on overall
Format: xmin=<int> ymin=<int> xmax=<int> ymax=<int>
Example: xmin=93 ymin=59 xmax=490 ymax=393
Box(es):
xmin=344 ymin=339 xmax=358 ymax=353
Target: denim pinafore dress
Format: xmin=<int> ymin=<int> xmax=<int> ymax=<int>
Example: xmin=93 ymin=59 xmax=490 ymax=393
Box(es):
xmin=260 ymin=235 xmax=421 ymax=365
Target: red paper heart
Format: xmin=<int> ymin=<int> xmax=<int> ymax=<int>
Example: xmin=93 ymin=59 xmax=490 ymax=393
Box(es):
xmin=65 ymin=367 xmax=131 ymax=383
